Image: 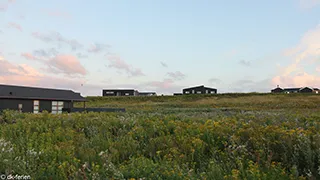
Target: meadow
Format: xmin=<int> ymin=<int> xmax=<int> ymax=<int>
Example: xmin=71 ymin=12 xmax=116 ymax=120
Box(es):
xmin=0 ymin=93 xmax=320 ymax=179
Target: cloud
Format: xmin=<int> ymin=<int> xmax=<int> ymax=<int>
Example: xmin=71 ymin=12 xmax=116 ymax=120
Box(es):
xmin=272 ymin=72 xmax=320 ymax=88
xmin=272 ymin=25 xmax=320 ymax=87
xmin=0 ymin=57 xmax=44 ymax=85
xmin=21 ymin=53 xmax=40 ymax=61
xmin=47 ymin=55 xmax=87 ymax=76
xmin=299 ymin=0 xmax=320 ymax=9
xmin=167 ymin=71 xmax=186 ymax=81
xmin=7 ymin=22 xmax=22 ymax=31
xmin=227 ymin=79 xmax=272 ymax=93
xmin=47 ymin=10 xmax=71 ymax=18
xmin=33 ymin=48 xmax=59 ymax=58
xmin=31 ymin=31 xmax=83 ymax=50
xmin=76 ymin=53 xmax=88 ymax=59
xmin=208 ymin=78 xmax=222 ymax=84
xmin=239 ymin=59 xmax=251 ymax=66
xmin=0 ymin=4 xmax=8 ymax=11
xmin=106 ymin=55 xmax=145 ymax=77
xmin=88 ymin=43 xmax=111 ymax=53
xmin=8 ymin=0 xmax=15 ymax=3
xmin=143 ymin=78 xmax=184 ymax=94
xmin=160 ymin=62 xmax=168 ymax=67
xmin=145 ymin=78 xmax=174 ymax=89
xmin=31 ymin=32 xmax=54 ymax=42
xmin=21 ymin=52 xmax=87 ymax=76
xmin=317 ymin=66 xmax=320 ymax=72
xmin=0 ymin=56 xmax=102 ymax=96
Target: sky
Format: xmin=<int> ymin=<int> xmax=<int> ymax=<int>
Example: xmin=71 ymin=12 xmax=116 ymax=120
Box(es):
xmin=0 ymin=0 xmax=320 ymax=96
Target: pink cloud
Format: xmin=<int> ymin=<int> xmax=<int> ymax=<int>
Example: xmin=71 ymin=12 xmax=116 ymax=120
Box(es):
xmin=273 ymin=25 xmax=320 ymax=86
xmin=47 ymin=55 xmax=87 ymax=76
xmin=21 ymin=52 xmax=87 ymax=76
xmin=0 ymin=57 xmax=43 ymax=85
xmin=272 ymin=72 xmax=320 ymax=88
xmin=0 ymin=56 xmax=93 ymax=95
xmin=7 ymin=22 xmax=22 ymax=31
xmin=107 ymin=55 xmax=144 ymax=77
xmin=21 ymin=53 xmax=38 ymax=60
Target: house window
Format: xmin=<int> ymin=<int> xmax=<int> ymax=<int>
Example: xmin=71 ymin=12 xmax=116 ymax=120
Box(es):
xmin=211 ymin=91 xmax=215 ymax=94
xmin=206 ymin=90 xmax=209 ymax=94
xmin=125 ymin=93 xmax=129 ymax=96
xmin=33 ymin=100 xmax=39 ymax=114
xmin=185 ymin=91 xmax=189 ymax=94
xmin=52 ymin=101 xmax=64 ymax=114
xmin=106 ymin=91 xmax=114 ymax=94
xmin=197 ymin=91 xmax=202 ymax=94
xmin=192 ymin=90 xmax=195 ymax=94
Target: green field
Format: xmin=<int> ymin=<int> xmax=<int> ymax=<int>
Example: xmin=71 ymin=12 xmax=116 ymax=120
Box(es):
xmin=1 ymin=94 xmax=320 ymax=179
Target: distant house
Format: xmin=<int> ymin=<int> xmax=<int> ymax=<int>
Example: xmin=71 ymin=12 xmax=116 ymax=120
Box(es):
xmin=182 ymin=85 xmax=217 ymax=95
xmin=173 ymin=93 xmax=183 ymax=96
xmin=138 ymin=92 xmax=157 ymax=96
xmin=271 ymin=85 xmax=319 ymax=94
xmin=271 ymin=85 xmax=284 ymax=93
xmin=102 ymin=89 xmax=139 ymax=96
xmin=0 ymin=84 xmax=86 ymax=114
xmin=283 ymin=88 xmax=300 ymax=94
xmin=299 ymin=87 xmax=314 ymax=93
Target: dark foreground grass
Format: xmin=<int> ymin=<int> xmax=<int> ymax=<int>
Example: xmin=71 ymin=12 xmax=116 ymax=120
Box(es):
xmin=0 ymin=93 xmax=319 ymax=179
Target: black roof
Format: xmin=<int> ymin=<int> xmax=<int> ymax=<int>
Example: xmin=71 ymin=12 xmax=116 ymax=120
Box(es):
xmin=183 ymin=85 xmax=217 ymax=90
xmin=271 ymin=87 xmax=284 ymax=91
xmin=283 ymin=88 xmax=300 ymax=91
xmin=103 ymin=89 xmax=136 ymax=91
xmin=314 ymin=88 xmax=319 ymax=90
xmin=0 ymin=84 xmax=86 ymax=101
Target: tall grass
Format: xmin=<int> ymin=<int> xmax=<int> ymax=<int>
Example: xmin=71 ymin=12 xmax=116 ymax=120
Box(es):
xmin=0 ymin=94 xmax=319 ymax=179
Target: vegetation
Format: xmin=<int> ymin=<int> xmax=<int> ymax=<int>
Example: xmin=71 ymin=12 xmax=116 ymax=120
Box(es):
xmin=0 ymin=93 xmax=320 ymax=179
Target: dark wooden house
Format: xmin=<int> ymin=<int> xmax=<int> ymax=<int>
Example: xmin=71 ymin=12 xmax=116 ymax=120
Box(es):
xmin=0 ymin=84 xmax=86 ymax=114
xmin=299 ymin=87 xmax=314 ymax=93
xmin=102 ymin=89 xmax=139 ymax=96
xmin=271 ymin=85 xmax=284 ymax=93
xmin=271 ymin=85 xmax=319 ymax=94
xmin=182 ymin=85 xmax=217 ymax=94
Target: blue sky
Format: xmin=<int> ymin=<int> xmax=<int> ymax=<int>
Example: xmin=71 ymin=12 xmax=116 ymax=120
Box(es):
xmin=0 ymin=0 xmax=320 ymax=95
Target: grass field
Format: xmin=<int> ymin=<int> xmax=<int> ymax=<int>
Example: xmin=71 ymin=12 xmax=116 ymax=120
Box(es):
xmin=0 ymin=93 xmax=320 ymax=179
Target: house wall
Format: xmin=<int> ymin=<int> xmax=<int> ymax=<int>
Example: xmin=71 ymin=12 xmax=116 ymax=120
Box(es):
xmin=271 ymin=88 xmax=284 ymax=93
xmin=0 ymin=99 xmax=73 ymax=113
xmin=102 ymin=90 xmax=136 ymax=96
xmin=183 ymin=87 xmax=217 ymax=94
xmin=0 ymin=99 xmax=33 ymax=112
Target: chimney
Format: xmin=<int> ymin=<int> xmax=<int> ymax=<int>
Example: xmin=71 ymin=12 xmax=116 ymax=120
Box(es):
xmin=277 ymin=85 xmax=279 ymax=88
